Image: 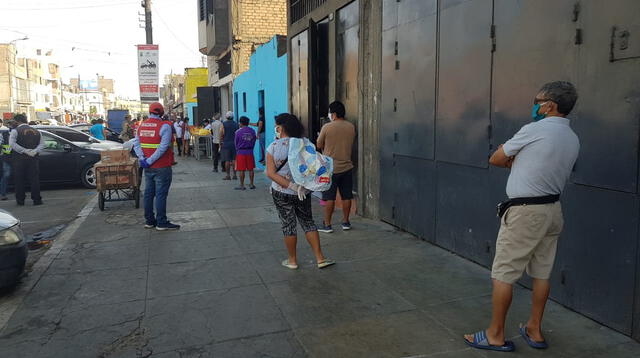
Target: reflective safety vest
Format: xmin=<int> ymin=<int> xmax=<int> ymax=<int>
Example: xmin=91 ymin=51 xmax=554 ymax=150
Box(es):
xmin=2 ymin=144 xmax=11 ymax=155
xmin=137 ymin=117 xmax=174 ymax=168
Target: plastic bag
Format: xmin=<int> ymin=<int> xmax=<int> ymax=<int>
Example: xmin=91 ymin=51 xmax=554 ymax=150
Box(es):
xmin=288 ymin=137 xmax=333 ymax=192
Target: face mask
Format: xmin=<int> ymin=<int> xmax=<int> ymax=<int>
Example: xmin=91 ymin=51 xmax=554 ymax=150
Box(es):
xmin=328 ymin=112 xmax=333 ymax=121
xmin=275 ymin=126 xmax=282 ymax=139
xmin=531 ymin=102 xmax=548 ymax=121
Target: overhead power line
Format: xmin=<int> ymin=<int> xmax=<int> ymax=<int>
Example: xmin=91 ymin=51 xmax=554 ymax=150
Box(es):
xmin=0 ymin=1 xmax=137 ymax=11
xmin=152 ymin=5 xmax=201 ymax=57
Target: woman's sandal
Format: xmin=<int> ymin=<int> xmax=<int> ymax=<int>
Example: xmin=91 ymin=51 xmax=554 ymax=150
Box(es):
xmin=281 ymin=260 xmax=298 ymax=270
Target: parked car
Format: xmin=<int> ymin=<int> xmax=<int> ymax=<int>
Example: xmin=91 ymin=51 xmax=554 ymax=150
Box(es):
xmin=69 ymin=124 xmax=123 ymax=143
xmin=34 ymin=125 xmax=123 ymax=151
xmin=0 ymin=210 xmax=27 ymax=288
xmin=0 ymin=129 xmax=102 ymax=188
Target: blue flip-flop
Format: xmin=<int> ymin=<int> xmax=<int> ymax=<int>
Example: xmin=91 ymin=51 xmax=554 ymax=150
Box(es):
xmin=464 ymin=330 xmax=515 ymax=352
xmin=519 ymin=326 xmax=548 ymax=349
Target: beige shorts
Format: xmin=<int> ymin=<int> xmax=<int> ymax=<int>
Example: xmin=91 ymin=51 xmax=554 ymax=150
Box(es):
xmin=491 ymin=202 xmax=564 ymax=284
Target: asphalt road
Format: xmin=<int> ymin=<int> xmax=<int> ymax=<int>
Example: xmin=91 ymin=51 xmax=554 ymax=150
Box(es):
xmin=0 ymin=184 xmax=95 ymax=236
xmin=0 ymin=184 xmax=96 ymax=271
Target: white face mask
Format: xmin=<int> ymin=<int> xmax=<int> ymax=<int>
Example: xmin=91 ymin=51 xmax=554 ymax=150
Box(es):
xmin=275 ymin=126 xmax=282 ymax=139
xmin=328 ymin=112 xmax=333 ymax=121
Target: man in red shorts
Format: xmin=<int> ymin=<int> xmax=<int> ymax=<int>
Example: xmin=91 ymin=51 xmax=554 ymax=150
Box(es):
xmin=234 ymin=116 xmax=257 ymax=190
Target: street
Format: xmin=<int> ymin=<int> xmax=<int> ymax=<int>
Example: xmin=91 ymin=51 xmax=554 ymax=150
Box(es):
xmin=0 ymin=157 xmax=638 ymax=357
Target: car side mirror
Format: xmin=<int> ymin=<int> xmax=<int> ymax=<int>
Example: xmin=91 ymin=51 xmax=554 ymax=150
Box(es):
xmin=63 ymin=144 xmax=73 ymax=152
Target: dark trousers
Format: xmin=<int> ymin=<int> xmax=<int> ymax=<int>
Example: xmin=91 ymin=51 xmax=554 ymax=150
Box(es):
xmin=176 ymin=138 xmax=183 ymax=155
xmin=212 ymin=143 xmax=220 ymax=169
xmin=13 ymin=155 xmax=41 ymax=203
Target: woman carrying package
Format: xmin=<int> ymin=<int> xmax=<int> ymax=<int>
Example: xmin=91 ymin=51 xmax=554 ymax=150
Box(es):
xmin=265 ymin=113 xmax=335 ymax=270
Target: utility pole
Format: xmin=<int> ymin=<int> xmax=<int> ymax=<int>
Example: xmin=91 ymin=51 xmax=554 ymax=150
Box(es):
xmin=142 ymin=0 xmax=153 ymax=44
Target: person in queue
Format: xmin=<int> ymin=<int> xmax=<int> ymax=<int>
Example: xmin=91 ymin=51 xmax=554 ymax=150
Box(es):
xmin=265 ymin=113 xmax=335 ymax=270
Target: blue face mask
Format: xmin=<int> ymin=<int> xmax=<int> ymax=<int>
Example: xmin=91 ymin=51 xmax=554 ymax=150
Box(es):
xmin=531 ymin=103 xmax=546 ymax=121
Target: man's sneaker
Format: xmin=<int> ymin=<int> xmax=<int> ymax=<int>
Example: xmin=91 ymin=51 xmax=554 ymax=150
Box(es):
xmin=341 ymin=222 xmax=352 ymax=231
xmin=144 ymin=223 xmax=156 ymax=229
xmin=156 ymin=222 xmax=181 ymax=231
xmin=318 ymin=223 xmax=333 ymax=233
xmin=33 ymin=200 xmax=43 ymax=206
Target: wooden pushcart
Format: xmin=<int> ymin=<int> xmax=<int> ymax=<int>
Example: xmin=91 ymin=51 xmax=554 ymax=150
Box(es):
xmin=94 ymin=158 xmax=141 ymax=211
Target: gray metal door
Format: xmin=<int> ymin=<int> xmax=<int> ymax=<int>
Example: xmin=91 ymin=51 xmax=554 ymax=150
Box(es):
xmin=290 ymin=30 xmax=309 ymax=127
xmin=336 ymin=0 xmax=359 ymax=192
xmin=379 ymin=0 xmax=438 ymax=233
xmin=571 ymin=0 xmax=640 ymax=193
xmin=395 ymin=0 xmax=437 ymax=159
xmin=436 ymin=0 xmax=493 ymax=168
xmin=379 ymin=0 xmax=398 ymax=224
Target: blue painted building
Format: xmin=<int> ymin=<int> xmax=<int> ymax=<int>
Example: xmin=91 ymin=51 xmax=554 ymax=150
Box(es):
xmin=232 ymin=36 xmax=287 ymax=170
xmin=185 ymin=103 xmax=197 ymax=124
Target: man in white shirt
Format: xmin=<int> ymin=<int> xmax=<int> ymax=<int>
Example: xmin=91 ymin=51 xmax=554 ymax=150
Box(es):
xmin=173 ymin=118 xmax=185 ymax=156
xmin=208 ymin=113 xmax=223 ymax=172
xmin=465 ymin=81 xmax=580 ymax=352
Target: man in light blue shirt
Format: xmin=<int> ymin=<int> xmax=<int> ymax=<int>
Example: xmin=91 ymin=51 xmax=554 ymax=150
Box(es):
xmin=465 ymin=81 xmax=580 ymax=352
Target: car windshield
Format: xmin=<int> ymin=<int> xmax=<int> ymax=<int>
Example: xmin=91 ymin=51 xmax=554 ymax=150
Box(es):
xmin=48 ymin=128 xmax=95 ymax=143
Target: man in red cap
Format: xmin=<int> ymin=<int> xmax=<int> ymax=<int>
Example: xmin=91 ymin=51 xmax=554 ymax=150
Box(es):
xmin=133 ymin=102 xmax=180 ymax=230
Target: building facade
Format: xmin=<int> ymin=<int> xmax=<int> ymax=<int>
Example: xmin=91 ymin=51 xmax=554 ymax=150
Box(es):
xmin=288 ymin=0 xmax=640 ymax=342
xmin=161 ymin=74 xmax=185 ymax=117
xmin=197 ymin=0 xmax=287 ymax=115
xmin=232 ymin=35 xmax=288 ymax=169
xmin=183 ymin=67 xmax=209 ymax=124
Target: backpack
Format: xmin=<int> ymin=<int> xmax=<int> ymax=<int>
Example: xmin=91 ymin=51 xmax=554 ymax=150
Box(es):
xmin=288 ymin=137 xmax=333 ymax=192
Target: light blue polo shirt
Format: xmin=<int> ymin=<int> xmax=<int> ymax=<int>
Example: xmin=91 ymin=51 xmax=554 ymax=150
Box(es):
xmin=502 ymin=116 xmax=580 ymax=199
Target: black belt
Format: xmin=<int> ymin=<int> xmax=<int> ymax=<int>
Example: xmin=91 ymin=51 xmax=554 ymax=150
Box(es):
xmin=497 ymin=194 xmax=560 ymax=218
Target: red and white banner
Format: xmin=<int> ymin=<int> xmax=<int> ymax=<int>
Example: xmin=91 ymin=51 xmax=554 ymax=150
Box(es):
xmin=137 ymin=44 xmax=159 ymax=103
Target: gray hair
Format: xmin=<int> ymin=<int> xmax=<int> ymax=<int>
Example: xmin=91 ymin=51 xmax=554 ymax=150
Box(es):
xmin=538 ymin=81 xmax=578 ymax=115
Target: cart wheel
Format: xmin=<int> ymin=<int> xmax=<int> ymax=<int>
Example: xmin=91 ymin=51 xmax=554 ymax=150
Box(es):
xmin=134 ymin=189 xmax=140 ymax=209
xmin=98 ymin=192 xmax=105 ymax=211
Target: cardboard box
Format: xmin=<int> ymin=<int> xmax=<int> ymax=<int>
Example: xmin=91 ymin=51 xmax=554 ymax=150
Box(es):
xmin=94 ymin=158 xmax=139 ymax=190
xmin=100 ymin=149 xmax=131 ymax=164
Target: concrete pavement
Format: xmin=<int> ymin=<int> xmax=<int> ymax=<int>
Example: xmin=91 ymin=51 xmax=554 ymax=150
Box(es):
xmin=0 ymin=157 xmax=639 ymax=357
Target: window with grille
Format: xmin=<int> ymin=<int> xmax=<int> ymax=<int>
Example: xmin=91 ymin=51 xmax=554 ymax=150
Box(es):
xmin=289 ymin=0 xmax=327 ymax=24
xmin=199 ymin=0 xmax=206 ymax=21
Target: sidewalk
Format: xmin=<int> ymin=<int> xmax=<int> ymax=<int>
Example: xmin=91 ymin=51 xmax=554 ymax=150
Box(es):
xmin=1 ymin=157 xmax=639 ymax=358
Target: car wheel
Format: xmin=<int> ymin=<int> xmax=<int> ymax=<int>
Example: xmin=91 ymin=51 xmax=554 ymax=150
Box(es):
xmin=81 ymin=165 xmax=97 ymax=189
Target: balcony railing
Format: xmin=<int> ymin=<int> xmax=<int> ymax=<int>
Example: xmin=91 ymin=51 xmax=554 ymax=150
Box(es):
xmin=290 ymin=0 xmax=327 ymax=24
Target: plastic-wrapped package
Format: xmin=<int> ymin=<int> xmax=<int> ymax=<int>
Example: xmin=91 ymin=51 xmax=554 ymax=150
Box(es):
xmin=288 ymin=137 xmax=333 ymax=192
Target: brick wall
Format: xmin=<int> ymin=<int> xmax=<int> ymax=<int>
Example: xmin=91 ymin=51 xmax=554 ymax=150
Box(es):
xmin=232 ymin=0 xmax=287 ymax=75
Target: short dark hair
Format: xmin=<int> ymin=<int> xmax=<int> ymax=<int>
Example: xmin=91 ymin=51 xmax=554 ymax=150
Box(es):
xmin=97 ymin=118 xmax=104 ymax=124
xmin=538 ymin=81 xmax=578 ymax=115
xmin=239 ymin=116 xmax=250 ymax=126
xmin=329 ymin=101 xmax=346 ymax=118
xmin=275 ymin=113 xmax=304 ymax=138
xmin=258 ymin=107 xmax=264 ymax=116
xmin=14 ymin=114 xmax=27 ymax=123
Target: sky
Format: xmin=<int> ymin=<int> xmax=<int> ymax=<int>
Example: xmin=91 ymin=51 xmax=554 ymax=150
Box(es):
xmin=0 ymin=0 xmax=204 ymax=99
